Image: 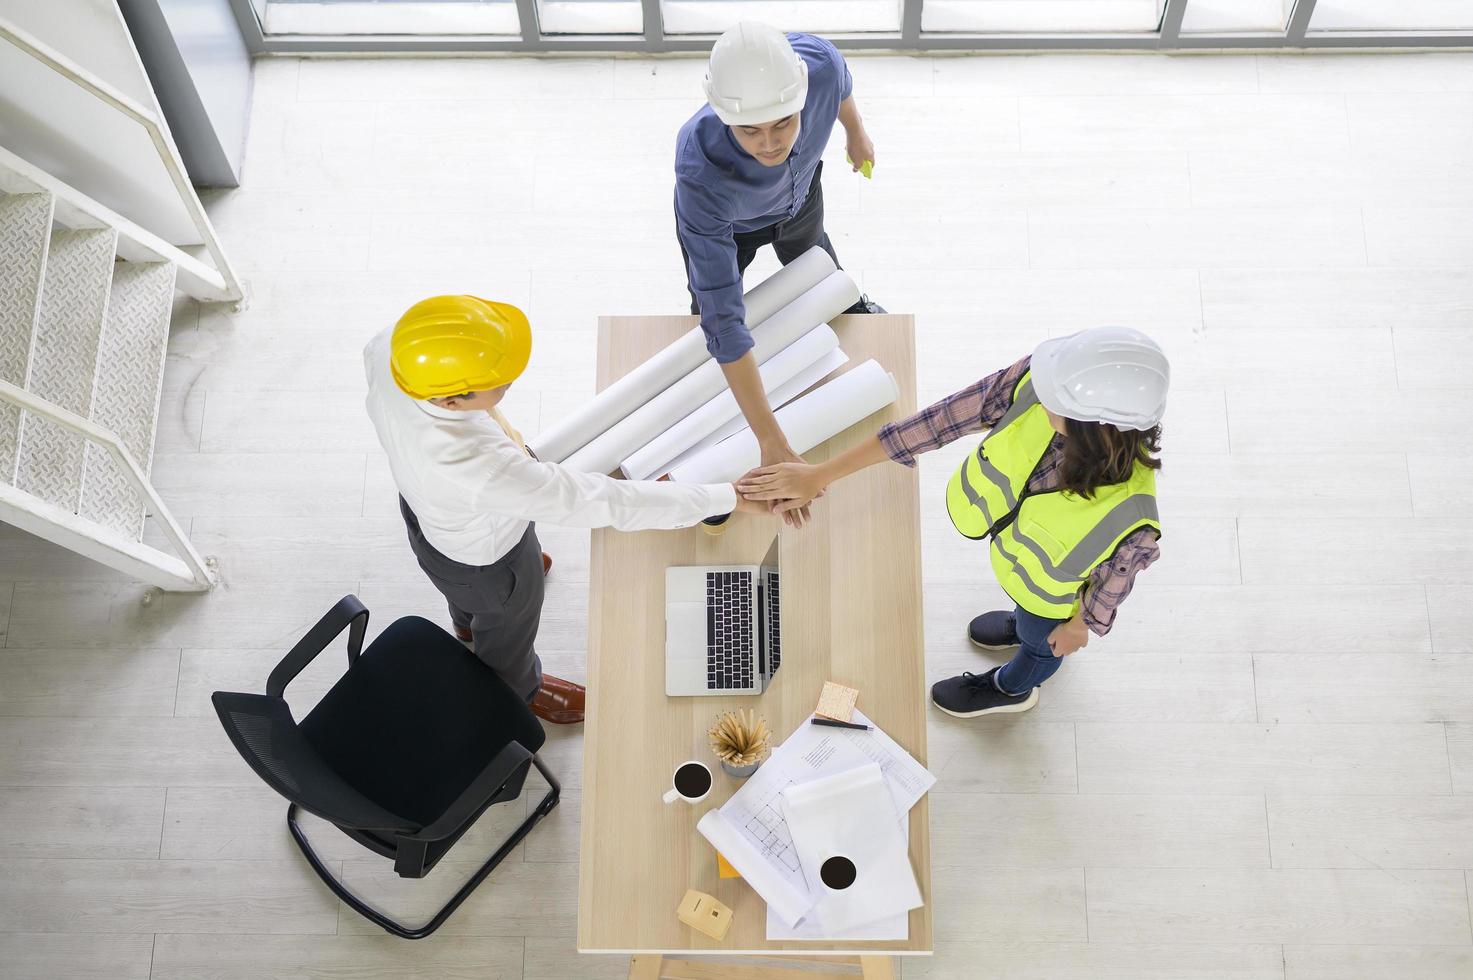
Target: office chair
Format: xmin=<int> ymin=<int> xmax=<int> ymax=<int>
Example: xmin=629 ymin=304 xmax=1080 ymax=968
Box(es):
xmin=211 ymin=594 xmax=560 ymax=939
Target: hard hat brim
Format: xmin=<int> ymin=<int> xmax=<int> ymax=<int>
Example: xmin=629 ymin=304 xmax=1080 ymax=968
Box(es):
xmin=1030 ymin=334 xmax=1167 ymax=432
xmin=707 ymin=87 xmax=809 ymax=127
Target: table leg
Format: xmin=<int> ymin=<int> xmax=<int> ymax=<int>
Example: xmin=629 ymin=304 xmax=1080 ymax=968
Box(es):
xmin=629 ymin=954 xmax=664 ymax=979
xmin=859 ymin=955 xmax=895 ymax=980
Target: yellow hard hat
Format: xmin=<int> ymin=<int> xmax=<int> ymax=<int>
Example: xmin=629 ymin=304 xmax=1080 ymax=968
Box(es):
xmin=389 ymin=295 xmax=532 ymax=400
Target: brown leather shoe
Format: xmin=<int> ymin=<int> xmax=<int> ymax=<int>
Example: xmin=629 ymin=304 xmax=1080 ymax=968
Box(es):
xmin=530 ymin=673 xmax=585 ymax=725
xmin=542 ymin=551 xmax=553 ymax=576
xmin=454 ymin=626 xmax=472 ymax=643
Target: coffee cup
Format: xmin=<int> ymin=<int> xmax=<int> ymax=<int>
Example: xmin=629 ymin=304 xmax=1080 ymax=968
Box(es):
xmin=663 ymin=760 xmax=713 ymax=805
xmin=820 ymin=855 xmax=857 ymax=891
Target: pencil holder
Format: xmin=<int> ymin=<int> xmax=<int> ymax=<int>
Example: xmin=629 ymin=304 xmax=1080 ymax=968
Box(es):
xmin=720 ymin=758 xmax=762 ymax=779
xmin=708 ymin=708 xmax=770 ymax=780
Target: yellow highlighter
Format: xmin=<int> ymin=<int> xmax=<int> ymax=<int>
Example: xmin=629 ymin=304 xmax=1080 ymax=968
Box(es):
xmin=846 ymin=155 xmax=874 ymax=179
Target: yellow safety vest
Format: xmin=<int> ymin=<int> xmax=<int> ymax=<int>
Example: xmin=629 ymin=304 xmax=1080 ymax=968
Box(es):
xmin=945 ymin=371 xmax=1161 ymax=619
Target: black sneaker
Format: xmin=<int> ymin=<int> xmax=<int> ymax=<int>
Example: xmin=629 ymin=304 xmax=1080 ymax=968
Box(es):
xmin=930 ymin=668 xmax=1039 ymax=718
xmin=844 ymin=295 xmax=887 ymax=314
xmin=968 ymin=611 xmax=1020 ymax=652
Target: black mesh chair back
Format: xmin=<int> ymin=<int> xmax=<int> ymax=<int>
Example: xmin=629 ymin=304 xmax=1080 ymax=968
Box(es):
xmin=210 ymin=595 xmax=560 ymax=939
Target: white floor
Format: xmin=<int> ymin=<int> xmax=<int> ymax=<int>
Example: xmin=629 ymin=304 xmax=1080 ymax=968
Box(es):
xmin=3 ymin=49 xmax=1473 ymax=980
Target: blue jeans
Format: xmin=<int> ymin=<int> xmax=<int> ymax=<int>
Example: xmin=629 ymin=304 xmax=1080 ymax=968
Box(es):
xmin=995 ymin=606 xmax=1071 ymax=696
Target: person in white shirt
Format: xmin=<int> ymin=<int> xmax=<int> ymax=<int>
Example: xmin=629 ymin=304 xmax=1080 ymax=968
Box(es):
xmin=365 ymin=295 xmax=765 ymax=725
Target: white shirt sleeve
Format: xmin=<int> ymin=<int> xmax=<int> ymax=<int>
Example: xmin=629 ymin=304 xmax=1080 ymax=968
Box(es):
xmin=469 ymin=439 xmax=737 ymax=530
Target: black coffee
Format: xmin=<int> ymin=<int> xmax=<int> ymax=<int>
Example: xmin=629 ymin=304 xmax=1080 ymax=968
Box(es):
xmin=673 ymin=762 xmax=712 ymax=798
xmin=820 ymin=855 xmax=857 ymax=890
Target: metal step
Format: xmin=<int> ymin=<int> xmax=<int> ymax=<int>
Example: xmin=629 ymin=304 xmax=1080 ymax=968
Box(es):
xmin=0 ymin=191 xmax=52 ymax=479
xmin=14 ymin=226 xmax=117 ymax=512
xmin=80 ymin=260 xmax=176 ymax=538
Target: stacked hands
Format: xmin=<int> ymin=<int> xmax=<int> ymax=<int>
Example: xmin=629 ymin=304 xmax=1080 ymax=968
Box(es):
xmin=733 ymin=459 xmax=824 ymax=527
xmin=722 ymin=437 xmax=828 ymax=529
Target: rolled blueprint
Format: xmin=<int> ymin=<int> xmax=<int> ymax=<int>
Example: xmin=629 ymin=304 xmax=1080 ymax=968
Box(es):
xmin=658 ymin=348 xmax=850 ymax=479
xmin=668 ymin=359 xmax=899 ymax=486
xmin=696 ymin=809 xmax=814 ymax=928
xmin=561 ymin=270 xmax=860 ymax=475
xmin=619 ymin=325 xmax=842 ymax=481
xmin=527 ymin=246 xmax=837 ymax=463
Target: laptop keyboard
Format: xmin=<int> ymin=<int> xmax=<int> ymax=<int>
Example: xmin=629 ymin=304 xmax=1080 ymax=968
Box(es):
xmin=765 ymin=571 xmax=780 ymax=673
xmin=707 ymin=571 xmax=754 ymax=690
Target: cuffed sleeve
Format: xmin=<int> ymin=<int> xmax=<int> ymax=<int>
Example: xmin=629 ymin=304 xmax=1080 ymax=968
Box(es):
xmin=473 ymin=447 xmax=734 ymax=530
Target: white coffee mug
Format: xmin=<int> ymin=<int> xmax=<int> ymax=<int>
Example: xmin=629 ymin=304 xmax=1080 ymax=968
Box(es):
xmin=663 ymin=760 xmax=713 ymax=805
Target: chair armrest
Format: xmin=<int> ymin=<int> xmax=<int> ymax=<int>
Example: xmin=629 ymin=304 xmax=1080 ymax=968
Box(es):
xmin=406 ymin=741 xmax=534 ymax=846
xmin=266 ymin=594 xmax=370 ymax=698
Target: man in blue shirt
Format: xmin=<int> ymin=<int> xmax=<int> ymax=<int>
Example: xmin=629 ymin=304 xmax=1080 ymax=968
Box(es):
xmin=675 ymin=22 xmax=879 ymax=527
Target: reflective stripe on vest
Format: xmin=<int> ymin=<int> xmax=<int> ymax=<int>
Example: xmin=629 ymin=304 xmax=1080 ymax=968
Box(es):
xmin=945 ymin=380 xmax=1051 ymax=540
xmin=1008 ymin=492 xmax=1160 ymax=583
xmin=945 ymin=371 xmax=1162 ymax=619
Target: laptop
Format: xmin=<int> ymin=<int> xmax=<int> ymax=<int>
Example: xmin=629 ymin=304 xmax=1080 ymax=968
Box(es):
xmin=664 ymin=538 xmax=781 ymax=697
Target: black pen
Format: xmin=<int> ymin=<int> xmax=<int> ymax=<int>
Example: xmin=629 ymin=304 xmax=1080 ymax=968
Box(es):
xmin=811 ymin=717 xmax=872 ymax=731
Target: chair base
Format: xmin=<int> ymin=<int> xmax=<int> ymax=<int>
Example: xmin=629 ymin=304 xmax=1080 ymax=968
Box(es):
xmin=288 ymin=754 xmax=561 ymax=940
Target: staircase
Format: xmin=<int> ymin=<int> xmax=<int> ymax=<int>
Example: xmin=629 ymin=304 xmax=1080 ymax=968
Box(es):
xmin=0 ymin=147 xmax=215 ymax=592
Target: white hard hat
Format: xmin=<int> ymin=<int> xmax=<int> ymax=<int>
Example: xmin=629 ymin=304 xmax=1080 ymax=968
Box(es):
xmin=703 ymin=22 xmax=808 ymax=127
xmin=1030 ymin=326 xmax=1170 ymax=431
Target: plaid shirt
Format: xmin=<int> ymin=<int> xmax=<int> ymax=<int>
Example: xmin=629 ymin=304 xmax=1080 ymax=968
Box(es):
xmin=878 ymin=355 xmax=1160 ymax=636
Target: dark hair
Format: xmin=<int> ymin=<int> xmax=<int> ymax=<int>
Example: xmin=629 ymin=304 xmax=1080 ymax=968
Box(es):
xmin=1058 ymin=418 xmax=1162 ymax=499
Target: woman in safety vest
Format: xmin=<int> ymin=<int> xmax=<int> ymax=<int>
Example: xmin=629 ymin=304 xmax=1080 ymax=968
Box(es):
xmin=737 ymin=327 xmax=1168 ymax=718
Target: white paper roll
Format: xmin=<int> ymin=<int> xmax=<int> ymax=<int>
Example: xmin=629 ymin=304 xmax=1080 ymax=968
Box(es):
xmin=668 ymin=359 xmax=899 ymax=486
xmin=742 ymin=246 xmax=838 ymax=327
xmin=619 ymin=326 xmax=841 ymax=481
xmin=527 ymin=246 xmax=837 ymax=463
xmin=658 ymin=348 xmax=850 ymax=479
xmin=561 ymin=270 xmax=860 ymax=475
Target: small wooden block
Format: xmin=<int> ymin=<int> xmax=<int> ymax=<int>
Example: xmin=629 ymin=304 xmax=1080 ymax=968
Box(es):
xmin=676 ymin=888 xmax=733 ymax=941
xmin=815 ymin=681 xmax=859 ymax=722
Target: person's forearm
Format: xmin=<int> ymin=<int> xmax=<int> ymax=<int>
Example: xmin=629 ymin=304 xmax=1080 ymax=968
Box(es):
xmin=816 ymin=434 xmax=890 ymax=487
xmin=837 ymin=96 xmax=865 ymax=137
xmin=721 ymin=354 xmax=786 ymax=448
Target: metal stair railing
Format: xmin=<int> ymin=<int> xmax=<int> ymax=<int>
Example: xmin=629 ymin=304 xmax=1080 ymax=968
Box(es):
xmin=0 ymin=13 xmax=244 ymax=306
xmin=0 ymin=378 xmax=215 ymax=592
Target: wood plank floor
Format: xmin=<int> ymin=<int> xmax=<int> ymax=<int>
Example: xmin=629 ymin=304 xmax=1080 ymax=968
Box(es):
xmin=4 ymin=50 xmax=1473 ymax=979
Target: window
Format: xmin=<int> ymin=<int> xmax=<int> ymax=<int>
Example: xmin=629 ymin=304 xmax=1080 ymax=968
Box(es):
xmin=538 ymin=0 xmax=644 ymax=34
xmin=1308 ymin=0 xmax=1473 ymax=32
xmin=660 ymin=0 xmax=903 ymax=35
xmin=1179 ymin=0 xmax=1291 ymax=33
xmin=921 ymin=0 xmax=1168 ymax=33
xmin=263 ymin=1 xmax=521 ymax=36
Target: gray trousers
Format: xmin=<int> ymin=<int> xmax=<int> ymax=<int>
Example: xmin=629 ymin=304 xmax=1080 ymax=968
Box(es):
xmin=399 ymin=497 xmax=544 ymax=701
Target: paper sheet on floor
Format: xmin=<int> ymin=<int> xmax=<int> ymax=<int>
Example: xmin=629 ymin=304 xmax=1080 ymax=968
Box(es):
xmin=527 ymin=246 xmax=836 ymax=464
xmin=695 ymin=709 xmax=934 ymax=928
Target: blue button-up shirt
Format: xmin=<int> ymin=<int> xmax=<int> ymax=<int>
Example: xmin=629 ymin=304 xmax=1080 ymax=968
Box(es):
xmin=675 ymin=33 xmax=853 ymax=364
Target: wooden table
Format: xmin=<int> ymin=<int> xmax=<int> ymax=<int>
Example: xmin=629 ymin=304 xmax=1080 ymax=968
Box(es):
xmin=577 ymin=314 xmax=931 ymax=980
